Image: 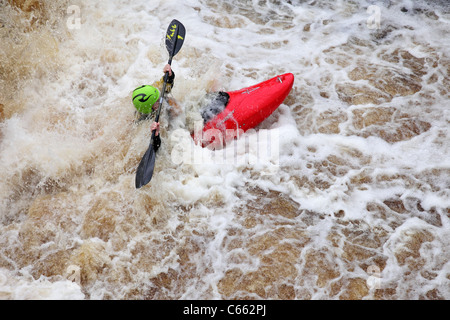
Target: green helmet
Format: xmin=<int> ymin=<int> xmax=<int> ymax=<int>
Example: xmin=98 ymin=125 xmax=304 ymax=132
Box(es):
xmin=132 ymin=85 xmax=160 ymax=114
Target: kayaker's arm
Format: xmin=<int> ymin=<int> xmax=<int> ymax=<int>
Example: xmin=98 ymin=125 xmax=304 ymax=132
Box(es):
xmin=163 ymin=64 xmax=175 ymax=93
xmin=153 ymin=134 xmax=161 ymax=152
xmin=150 ymin=122 xmax=161 ymax=152
xmin=151 ymin=65 xmax=175 ymax=95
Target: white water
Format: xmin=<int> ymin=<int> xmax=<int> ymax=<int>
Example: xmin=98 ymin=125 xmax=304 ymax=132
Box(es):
xmin=0 ymin=0 xmax=449 ymax=299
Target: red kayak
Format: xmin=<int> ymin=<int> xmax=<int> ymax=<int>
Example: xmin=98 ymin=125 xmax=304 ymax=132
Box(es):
xmin=193 ymin=73 xmax=294 ymax=148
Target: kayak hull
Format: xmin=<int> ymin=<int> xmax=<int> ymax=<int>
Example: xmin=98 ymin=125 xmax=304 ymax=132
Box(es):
xmin=193 ymin=73 xmax=294 ymax=148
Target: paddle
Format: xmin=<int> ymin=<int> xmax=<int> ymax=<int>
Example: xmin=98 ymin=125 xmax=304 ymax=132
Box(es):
xmin=135 ymin=19 xmax=186 ymax=189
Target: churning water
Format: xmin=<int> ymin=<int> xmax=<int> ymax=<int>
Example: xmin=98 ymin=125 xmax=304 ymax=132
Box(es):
xmin=0 ymin=0 xmax=449 ymax=299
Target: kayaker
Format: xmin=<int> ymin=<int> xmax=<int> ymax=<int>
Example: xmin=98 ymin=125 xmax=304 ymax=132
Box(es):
xmin=131 ymin=64 xmax=181 ymax=150
xmin=132 ymin=64 xmax=230 ymax=150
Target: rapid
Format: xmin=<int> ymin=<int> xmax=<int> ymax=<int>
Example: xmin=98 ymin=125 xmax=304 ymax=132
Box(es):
xmin=0 ymin=0 xmax=449 ymax=299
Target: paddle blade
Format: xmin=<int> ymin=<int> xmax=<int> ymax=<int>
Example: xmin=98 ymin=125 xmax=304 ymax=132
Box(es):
xmin=135 ymin=142 xmax=157 ymax=189
xmin=165 ymin=19 xmax=185 ymax=57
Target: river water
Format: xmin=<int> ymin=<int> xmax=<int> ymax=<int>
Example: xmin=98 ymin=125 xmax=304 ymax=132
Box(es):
xmin=0 ymin=0 xmax=449 ymax=299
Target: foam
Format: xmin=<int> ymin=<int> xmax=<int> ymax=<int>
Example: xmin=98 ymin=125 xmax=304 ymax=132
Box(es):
xmin=0 ymin=268 xmax=84 ymax=300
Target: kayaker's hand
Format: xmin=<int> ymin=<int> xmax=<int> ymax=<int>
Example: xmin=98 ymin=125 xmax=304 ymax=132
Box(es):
xmin=150 ymin=122 xmax=160 ymax=136
xmin=163 ymin=64 xmax=172 ymax=76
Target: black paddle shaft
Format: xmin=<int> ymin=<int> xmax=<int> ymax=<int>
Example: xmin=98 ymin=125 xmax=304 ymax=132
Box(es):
xmin=135 ymin=20 xmax=185 ymax=189
xmin=154 ymin=20 xmax=185 ymax=124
